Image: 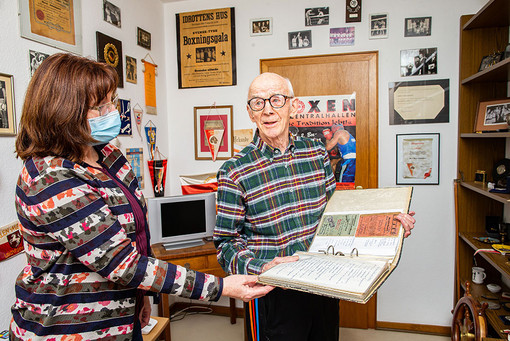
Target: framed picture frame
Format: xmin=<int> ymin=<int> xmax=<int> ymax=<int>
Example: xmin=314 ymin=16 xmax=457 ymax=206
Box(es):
xmin=137 ymin=27 xmax=151 ymax=50
xmin=0 ymin=73 xmax=17 ymax=136
xmin=400 ymin=47 xmax=437 ymax=76
xmin=125 ymin=55 xmax=137 ymax=84
xmin=396 ymin=133 xmax=439 ymax=185
xmin=194 ymin=106 xmax=233 ymax=160
xmin=250 ymin=17 xmax=272 ymax=36
xmin=103 ymin=0 xmax=121 ymax=28
xmin=389 ymin=79 xmax=449 ymax=125
xmin=369 ymin=13 xmax=388 ymax=39
xmin=478 ymin=52 xmax=503 ymax=72
xmin=473 ymin=98 xmax=510 ymax=132
xmin=96 ymin=32 xmax=123 ymax=88
xmin=288 ymin=30 xmax=312 ymax=50
xmin=330 ymin=27 xmax=355 ymax=46
xmin=404 ymin=16 xmax=431 ymax=37
xmin=18 ymin=0 xmax=83 ymax=55
xmin=305 ymin=7 xmax=329 ymax=26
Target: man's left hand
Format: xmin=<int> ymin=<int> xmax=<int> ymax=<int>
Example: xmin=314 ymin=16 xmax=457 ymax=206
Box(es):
xmin=396 ymin=211 xmax=416 ymax=238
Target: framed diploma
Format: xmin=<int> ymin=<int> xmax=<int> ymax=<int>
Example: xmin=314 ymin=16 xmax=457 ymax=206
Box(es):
xmin=389 ymin=79 xmax=449 ymax=125
xmin=176 ymin=8 xmax=237 ymax=89
xmin=18 ymin=0 xmax=83 ymax=55
xmin=194 ymin=105 xmax=233 ymax=160
xmin=396 ymin=133 xmax=439 ymax=185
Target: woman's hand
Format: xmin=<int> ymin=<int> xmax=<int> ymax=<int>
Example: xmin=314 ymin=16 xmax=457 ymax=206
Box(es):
xmin=222 ymin=275 xmax=274 ymax=302
xmin=139 ymin=296 xmax=151 ymax=328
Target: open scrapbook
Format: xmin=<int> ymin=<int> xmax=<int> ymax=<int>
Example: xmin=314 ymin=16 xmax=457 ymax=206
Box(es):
xmin=258 ymin=187 xmax=413 ymax=304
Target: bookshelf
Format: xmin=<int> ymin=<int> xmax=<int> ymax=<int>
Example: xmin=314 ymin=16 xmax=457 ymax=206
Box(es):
xmin=455 ymin=0 xmax=510 ymax=339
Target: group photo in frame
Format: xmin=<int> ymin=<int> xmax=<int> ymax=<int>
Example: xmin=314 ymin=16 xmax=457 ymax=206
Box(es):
xmin=0 ymin=73 xmax=16 ymax=136
xmin=288 ymin=30 xmax=312 ymax=49
xmin=369 ymin=13 xmax=388 ymax=39
xmin=404 ymin=16 xmax=431 ymax=37
xmin=473 ymin=98 xmax=510 ymax=132
xmin=250 ymin=18 xmax=272 ymax=36
xmin=137 ymin=27 xmax=151 ymax=50
xmin=18 ymin=0 xmax=83 ymax=55
xmin=194 ymin=105 xmax=233 ymax=160
xmin=396 ymin=133 xmax=440 ymax=185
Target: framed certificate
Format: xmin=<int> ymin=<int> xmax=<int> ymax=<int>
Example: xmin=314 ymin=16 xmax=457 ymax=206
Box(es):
xmin=18 ymin=0 xmax=82 ymax=55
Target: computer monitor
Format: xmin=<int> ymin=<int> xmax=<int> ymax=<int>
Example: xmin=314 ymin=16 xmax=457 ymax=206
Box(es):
xmin=147 ymin=192 xmax=216 ymax=250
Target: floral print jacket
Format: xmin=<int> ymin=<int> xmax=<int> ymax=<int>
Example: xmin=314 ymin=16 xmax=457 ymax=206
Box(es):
xmin=10 ymin=144 xmax=222 ymax=340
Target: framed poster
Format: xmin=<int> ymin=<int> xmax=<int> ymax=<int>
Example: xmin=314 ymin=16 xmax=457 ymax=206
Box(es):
xmin=396 ymin=133 xmax=439 ymax=185
xmin=473 ymin=98 xmax=510 ymax=132
xmin=194 ymin=105 xmax=233 ymax=160
xmin=250 ymin=18 xmax=272 ymax=36
xmin=0 ymin=73 xmax=17 ymax=136
xmin=96 ymin=32 xmax=123 ymax=88
xmin=389 ymin=79 xmax=449 ymax=125
xmin=18 ymin=0 xmax=82 ymax=55
xmin=137 ymin=27 xmax=151 ymax=50
xmin=176 ymin=8 xmax=236 ymax=89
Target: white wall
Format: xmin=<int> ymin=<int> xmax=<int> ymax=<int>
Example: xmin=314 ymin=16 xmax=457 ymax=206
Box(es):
xmin=0 ymin=0 xmax=168 ymax=329
xmin=161 ymin=0 xmax=487 ymax=327
xmin=0 ymin=0 xmax=489 ymax=331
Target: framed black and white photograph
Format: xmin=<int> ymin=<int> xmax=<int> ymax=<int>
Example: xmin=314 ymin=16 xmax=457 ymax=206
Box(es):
xmin=29 ymin=50 xmax=50 ymax=77
xmin=125 ymin=55 xmax=137 ymax=84
xmin=474 ymin=98 xmax=510 ymax=132
xmin=0 ymin=73 xmax=16 ymax=136
xmin=396 ymin=133 xmax=439 ymax=185
xmin=18 ymin=0 xmax=83 ymax=55
xmin=369 ymin=13 xmax=388 ymax=39
xmin=137 ymin=27 xmax=151 ymax=50
xmin=404 ymin=17 xmax=431 ymax=37
xmin=400 ymin=48 xmax=437 ymax=76
xmin=103 ymin=1 xmax=121 ymax=28
xmin=478 ymin=52 xmax=503 ymax=72
xmin=305 ymin=7 xmax=329 ymax=26
xmin=250 ymin=18 xmax=272 ymax=36
xmin=288 ymin=30 xmax=312 ymax=50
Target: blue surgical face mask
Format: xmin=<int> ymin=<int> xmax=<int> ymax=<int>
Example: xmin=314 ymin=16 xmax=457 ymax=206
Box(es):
xmin=88 ymin=110 xmax=121 ymax=145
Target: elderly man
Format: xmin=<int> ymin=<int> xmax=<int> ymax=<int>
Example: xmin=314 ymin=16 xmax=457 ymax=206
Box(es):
xmin=214 ymin=72 xmax=415 ymax=341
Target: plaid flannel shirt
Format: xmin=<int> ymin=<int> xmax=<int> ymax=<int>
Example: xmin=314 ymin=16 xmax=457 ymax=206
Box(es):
xmin=214 ymin=132 xmax=336 ymax=275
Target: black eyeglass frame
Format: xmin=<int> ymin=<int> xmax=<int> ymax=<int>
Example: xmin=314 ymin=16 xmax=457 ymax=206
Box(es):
xmin=247 ymin=94 xmax=293 ymax=111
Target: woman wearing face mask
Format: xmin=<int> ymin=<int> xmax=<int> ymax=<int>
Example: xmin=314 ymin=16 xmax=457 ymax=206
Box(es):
xmin=11 ymin=53 xmax=273 ymax=340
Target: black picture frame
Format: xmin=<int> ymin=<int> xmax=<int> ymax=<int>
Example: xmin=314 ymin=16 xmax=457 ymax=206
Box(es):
xmin=479 ymin=52 xmax=503 ymax=72
xmin=96 ymin=31 xmax=123 ymax=88
xmin=404 ymin=17 xmax=431 ymax=37
xmin=137 ymin=27 xmax=151 ymax=50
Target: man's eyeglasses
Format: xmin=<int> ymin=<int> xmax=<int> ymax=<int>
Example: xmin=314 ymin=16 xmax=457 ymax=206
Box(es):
xmin=91 ymin=94 xmax=119 ymax=116
xmin=247 ymin=94 xmax=293 ymax=111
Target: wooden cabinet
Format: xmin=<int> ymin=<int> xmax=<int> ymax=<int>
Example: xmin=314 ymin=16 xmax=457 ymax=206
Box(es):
xmin=456 ymin=0 xmax=510 ymax=339
xmin=151 ymin=241 xmax=237 ymax=341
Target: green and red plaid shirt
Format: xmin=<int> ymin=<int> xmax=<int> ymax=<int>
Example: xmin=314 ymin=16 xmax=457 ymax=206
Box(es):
xmin=214 ymin=132 xmax=336 ymax=275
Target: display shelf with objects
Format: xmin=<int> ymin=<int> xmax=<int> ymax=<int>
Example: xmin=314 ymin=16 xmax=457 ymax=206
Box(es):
xmin=455 ymin=0 xmax=510 ymax=339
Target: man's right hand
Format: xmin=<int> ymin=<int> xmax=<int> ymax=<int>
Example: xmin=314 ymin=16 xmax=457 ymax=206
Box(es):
xmin=261 ymin=255 xmax=299 ymax=273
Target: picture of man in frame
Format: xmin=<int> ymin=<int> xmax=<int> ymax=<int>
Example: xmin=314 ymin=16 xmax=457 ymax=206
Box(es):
xmin=103 ymin=1 xmax=121 ymax=28
xmin=29 ymin=50 xmax=50 ymax=77
xmin=125 ymin=55 xmax=137 ymax=84
xmin=0 ymin=80 xmax=8 ymax=129
xmin=484 ymin=103 xmax=510 ymax=125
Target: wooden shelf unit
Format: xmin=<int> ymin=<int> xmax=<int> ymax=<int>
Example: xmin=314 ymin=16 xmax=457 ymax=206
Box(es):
xmin=456 ymin=0 xmax=510 ymax=339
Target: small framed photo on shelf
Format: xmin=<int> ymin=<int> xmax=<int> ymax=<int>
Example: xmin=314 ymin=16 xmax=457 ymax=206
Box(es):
xmin=396 ymin=133 xmax=440 ymax=185
xmin=137 ymin=27 xmax=151 ymax=50
xmin=473 ymin=98 xmax=510 ymax=132
xmin=0 ymin=73 xmax=17 ymax=136
xmin=194 ymin=105 xmax=233 ymax=160
xmin=250 ymin=18 xmax=272 ymax=36
xmin=478 ymin=52 xmax=503 ymax=72
xmin=404 ymin=16 xmax=431 ymax=37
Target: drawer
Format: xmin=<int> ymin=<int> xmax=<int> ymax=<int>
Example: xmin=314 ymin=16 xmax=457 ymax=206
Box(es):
xmin=170 ymin=257 xmax=206 ymax=270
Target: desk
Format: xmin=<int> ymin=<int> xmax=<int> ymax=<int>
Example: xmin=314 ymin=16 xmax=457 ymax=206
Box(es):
xmin=151 ymin=241 xmax=237 ymax=341
xmin=142 ymin=316 xmax=169 ymax=341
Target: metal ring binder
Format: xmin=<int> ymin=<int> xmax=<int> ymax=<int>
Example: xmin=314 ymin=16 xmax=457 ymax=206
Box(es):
xmin=318 ymin=245 xmax=359 ymax=257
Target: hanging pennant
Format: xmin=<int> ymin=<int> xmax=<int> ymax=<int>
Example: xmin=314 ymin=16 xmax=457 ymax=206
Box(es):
xmin=133 ymin=103 xmax=144 ymax=141
xmin=148 ymin=148 xmax=167 ymax=197
xmin=142 ymin=54 xmax=157 ymax=115
xmin=118 ymin=98 xmax=132 ymax=135
xmin=144 ymin=120 xmax=157 ymax=160
xmin=204 ymin=121 xmax=225 ymax=161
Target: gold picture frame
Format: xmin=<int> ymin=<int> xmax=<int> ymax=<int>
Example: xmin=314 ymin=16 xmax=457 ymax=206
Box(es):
xmin=0 ymin=73 xmax=17 ymax=136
